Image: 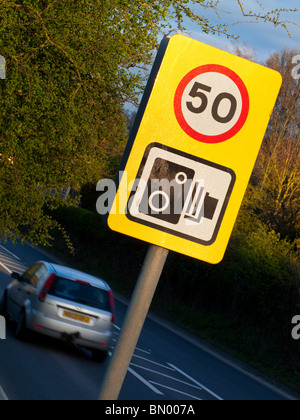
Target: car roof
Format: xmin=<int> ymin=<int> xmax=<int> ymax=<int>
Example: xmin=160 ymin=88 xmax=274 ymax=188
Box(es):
xmin=40 ymin=261 xmax=110 ymax=291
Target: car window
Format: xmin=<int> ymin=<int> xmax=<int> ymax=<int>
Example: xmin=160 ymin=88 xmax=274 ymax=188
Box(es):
xmin=22 ymin=264 xmax=40 ymax=284
xmin=22 ymin=263 xmax=48 ymax=288
xmin=48 ymin=276 xmax=111 ymax=311
xmin=31 ymin=264 xmax=48 ymax=288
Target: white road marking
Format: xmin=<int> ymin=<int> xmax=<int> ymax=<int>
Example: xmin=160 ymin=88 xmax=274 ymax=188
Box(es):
xmin=0 ymin=245 xmax=21 ymax=260
xmin=0 ymin=261 xmax=12 ymax=274
xmin=130 ymin=362 xmax=203 ymax=390
xmin=0 ymin=245 xmax=27 ymax=275
xmin=168 ymin=363 xmax=224 ymax=401
xmin=128 ymin=367 xmax=164 ymax=395
xmin=149 ymin=381 xmax=202 ymax=400
xmin=134 ymin=347 xmax=152 ymax=355
xmin=113 ymin=324 xmax=151 ymax=354
xmin=132 ymin=354 xmax=175 ymax=371
xmin=0 ymin=386 xmax=9 ymax=401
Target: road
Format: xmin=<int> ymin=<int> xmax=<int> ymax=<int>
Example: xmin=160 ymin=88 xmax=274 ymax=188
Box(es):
xmin=0 ymin=240 xmax=296 ymax=400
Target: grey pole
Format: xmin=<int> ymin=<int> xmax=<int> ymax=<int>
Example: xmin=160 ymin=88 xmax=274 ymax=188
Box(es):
xmin=98 ymin=244 xmax=169 ymax=400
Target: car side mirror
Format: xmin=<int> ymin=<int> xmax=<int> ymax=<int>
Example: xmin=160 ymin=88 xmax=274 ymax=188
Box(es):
xmin=11 ymin=272 xmax=22 ymax=281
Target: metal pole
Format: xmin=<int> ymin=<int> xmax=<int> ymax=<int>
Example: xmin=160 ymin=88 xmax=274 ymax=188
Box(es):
xmin=98 ymin=244 xmax=169 ymax=400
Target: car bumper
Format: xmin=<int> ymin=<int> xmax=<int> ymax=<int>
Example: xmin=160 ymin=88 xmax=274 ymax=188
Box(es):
xmin=27 ymin=310 xmax=113 ymax=351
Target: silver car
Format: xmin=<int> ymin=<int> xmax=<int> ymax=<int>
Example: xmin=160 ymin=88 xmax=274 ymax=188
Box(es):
xmin=0 ymin=261 xmax=115 ymax=362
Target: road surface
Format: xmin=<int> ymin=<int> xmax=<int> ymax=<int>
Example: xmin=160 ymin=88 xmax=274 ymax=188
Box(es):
xmin=0 ymin=240 xmax=296 ymax=400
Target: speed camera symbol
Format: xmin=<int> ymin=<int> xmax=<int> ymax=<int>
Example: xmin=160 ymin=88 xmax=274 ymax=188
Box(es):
xmin=127 ymin=143 xmax=236 ymax=245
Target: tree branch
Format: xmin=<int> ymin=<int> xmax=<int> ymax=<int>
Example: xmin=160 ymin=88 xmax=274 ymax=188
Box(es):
xmin=236 ymin=0 xmax=299 ymax=36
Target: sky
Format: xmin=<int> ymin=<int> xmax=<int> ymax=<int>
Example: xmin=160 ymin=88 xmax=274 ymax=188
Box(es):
xmin=180 ymin=0 xmax=300 ymax=63
xmin=126 ymin=1 xmax=300 ymax=110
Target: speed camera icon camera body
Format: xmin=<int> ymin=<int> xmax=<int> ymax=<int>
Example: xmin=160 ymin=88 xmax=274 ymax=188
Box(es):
xmin=127 ymin=143 xmax=236 ymax=245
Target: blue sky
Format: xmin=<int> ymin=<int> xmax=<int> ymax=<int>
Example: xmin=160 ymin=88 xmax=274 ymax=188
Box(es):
xmin=180 ymin=0 xmax=300 ymax=62
xmin=127 ymin=1 xmax=300 ymax=110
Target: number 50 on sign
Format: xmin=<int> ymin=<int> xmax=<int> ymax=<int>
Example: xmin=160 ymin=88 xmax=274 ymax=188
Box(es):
xmin=174 ymin=64 xmax=250 ymax=144
xmin=108 ymin=35 xmax=282 ymax=264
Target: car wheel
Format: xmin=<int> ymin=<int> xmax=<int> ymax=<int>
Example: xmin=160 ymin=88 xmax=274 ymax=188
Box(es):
xmin=0 ymin=293 xmax=8 ymax=318
xmin=15 ymin=310 xmax=29 ymax=341
xmin=92 ymin=349 xmax=108 ymax=363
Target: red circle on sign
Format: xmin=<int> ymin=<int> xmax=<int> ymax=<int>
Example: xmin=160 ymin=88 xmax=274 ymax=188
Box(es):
xmin=174 ymin=64 xmax=250 ymax=144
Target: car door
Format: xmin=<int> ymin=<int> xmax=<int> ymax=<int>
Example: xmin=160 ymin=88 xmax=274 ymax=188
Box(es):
xmin=8 ymin=264 xmax=40 ymax=319
xmin=23 ymin=263 xmax=48 ymax=310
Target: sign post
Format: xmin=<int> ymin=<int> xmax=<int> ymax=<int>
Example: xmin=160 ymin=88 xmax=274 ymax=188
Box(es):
xmin=99 ymin=245 xmax=169 ymax=400
xmin=99 ymin=34 xmax=282 ymax=399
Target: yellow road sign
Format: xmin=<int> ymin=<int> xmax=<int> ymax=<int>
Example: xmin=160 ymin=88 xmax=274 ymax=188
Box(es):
xmin=107 ymin=35 xmax=282 ymax=264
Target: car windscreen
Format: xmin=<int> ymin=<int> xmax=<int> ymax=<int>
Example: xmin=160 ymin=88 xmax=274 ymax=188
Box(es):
xmin=48 ymin=276 xmax=111 ymax=311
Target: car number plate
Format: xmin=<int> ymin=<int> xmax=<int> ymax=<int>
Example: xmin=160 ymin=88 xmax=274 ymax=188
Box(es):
xmin=63 ymin=310 xmax=91 ymax=324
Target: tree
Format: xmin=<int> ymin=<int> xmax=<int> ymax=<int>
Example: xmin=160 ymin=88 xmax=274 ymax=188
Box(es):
xmin=251 ymin=49 xmax=300 ymax=241
xmin=0 ymin=0 xmax=297 ymax=245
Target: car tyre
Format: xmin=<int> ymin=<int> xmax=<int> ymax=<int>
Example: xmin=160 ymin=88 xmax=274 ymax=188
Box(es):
xmin=92 ymin=349 xmax=108 ymax=363
xmin=15 ymin=310 xmax=29 ymax=341
xmin=0 ymin=293 xmax=8 ymax=319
